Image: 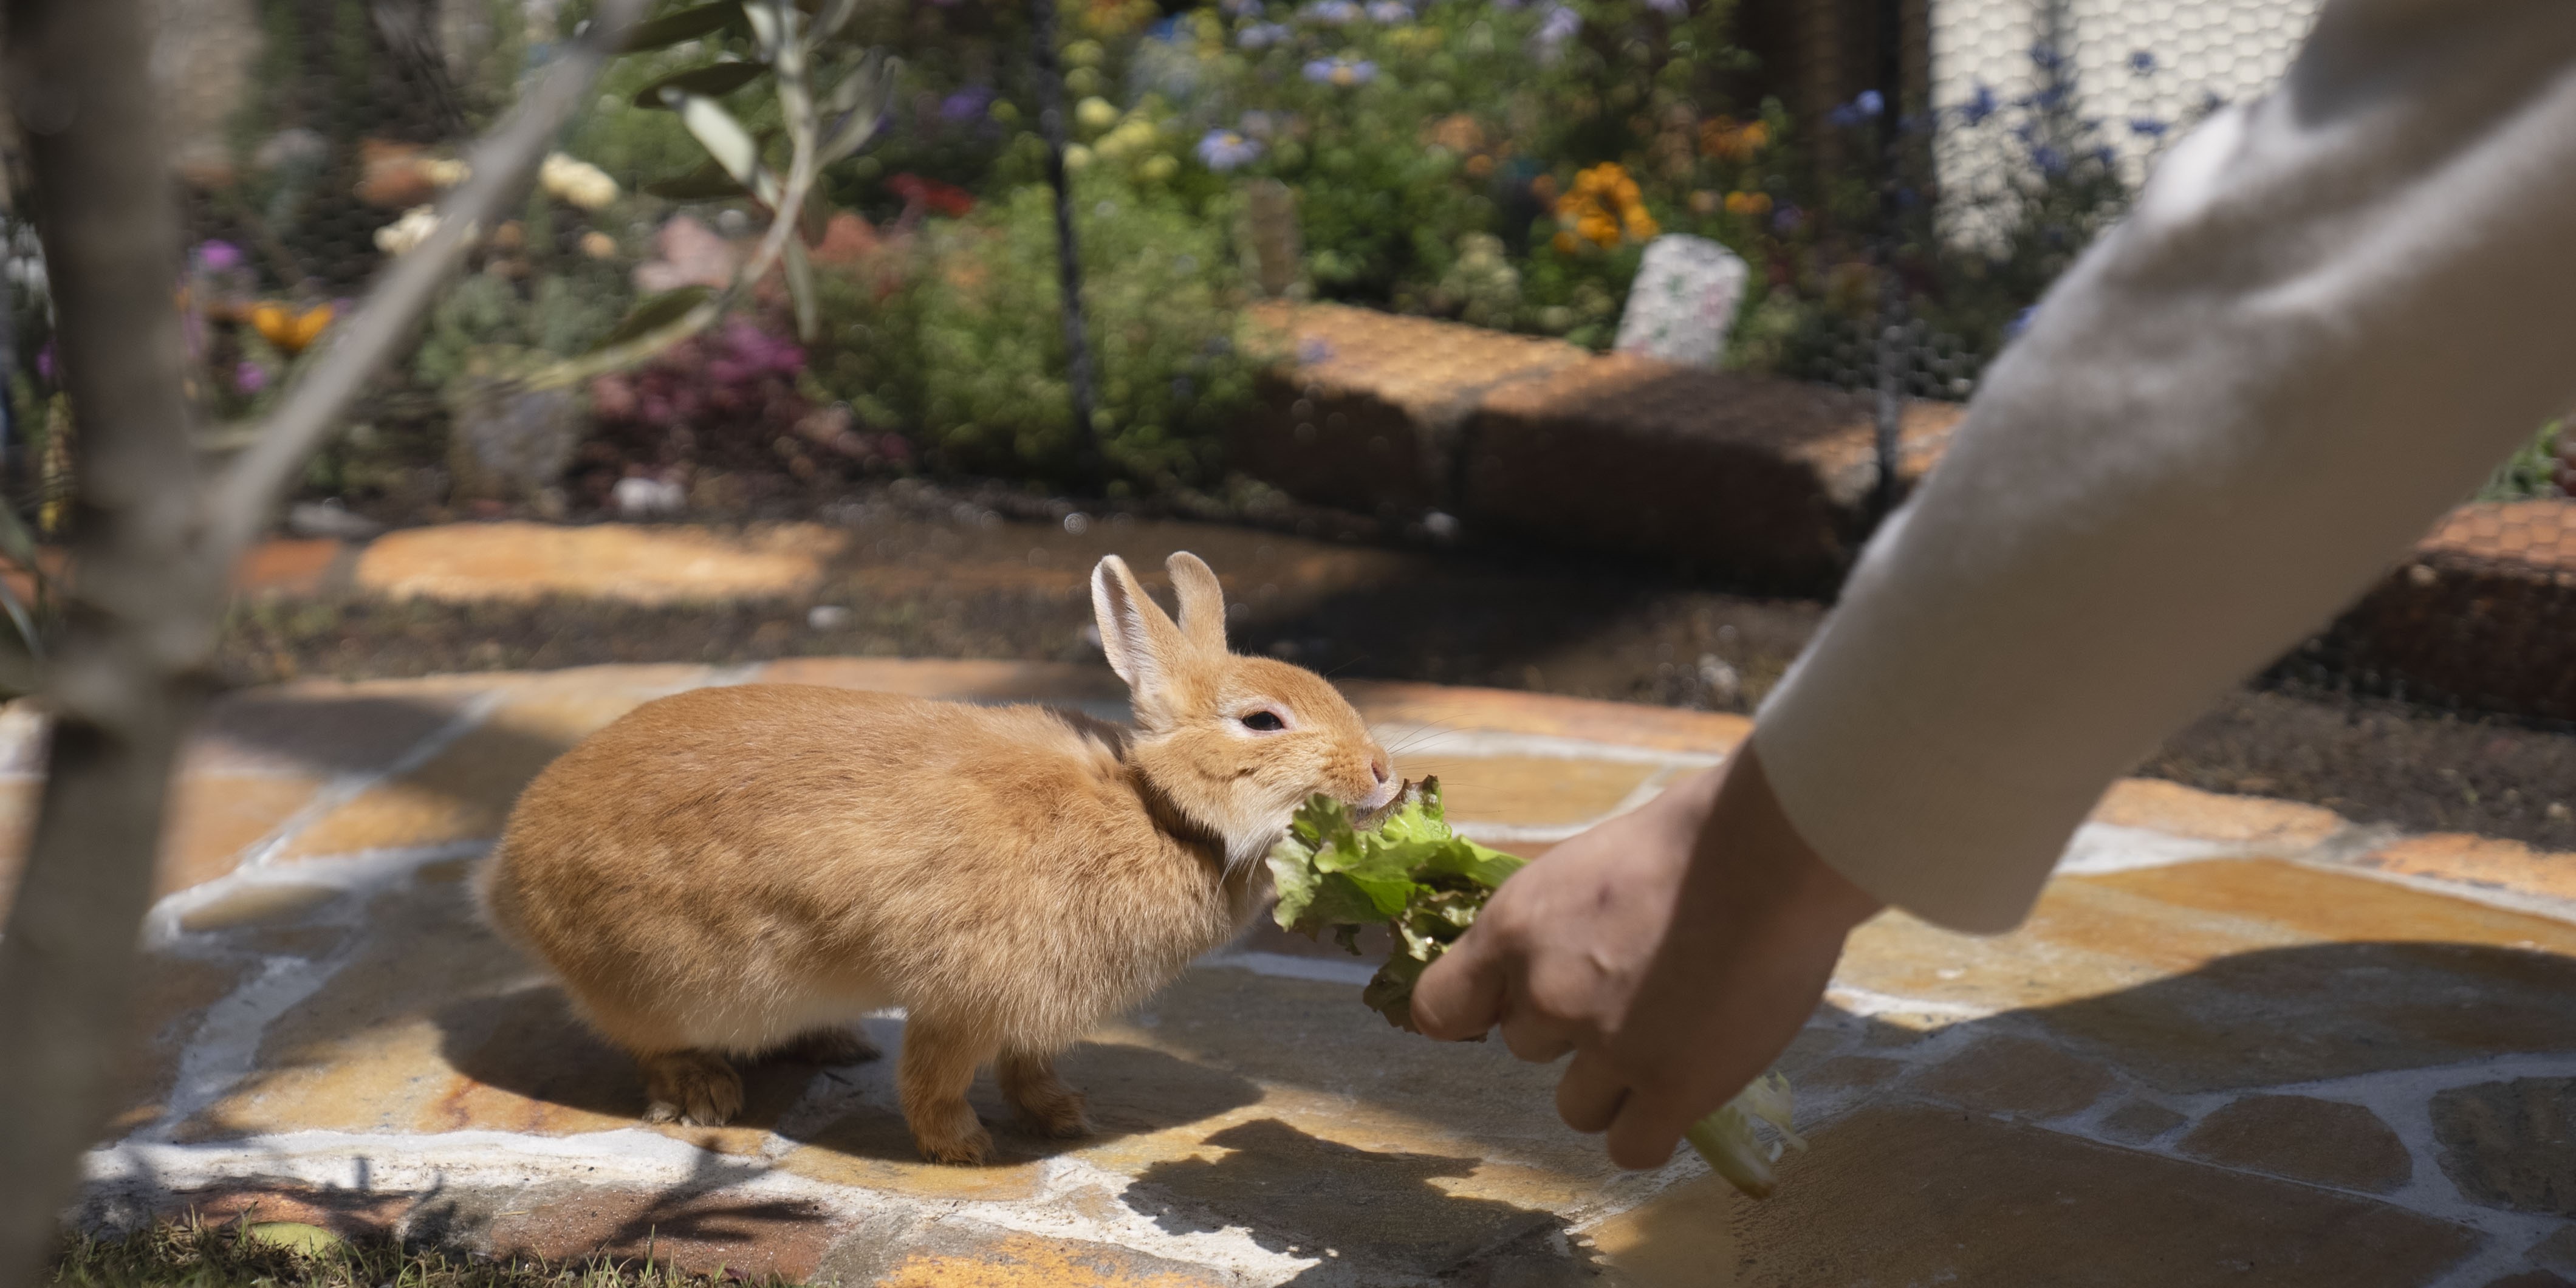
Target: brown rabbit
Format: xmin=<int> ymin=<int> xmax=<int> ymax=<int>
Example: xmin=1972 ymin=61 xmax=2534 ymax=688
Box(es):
xmin=475 ymin=552 xmax=1396 ymax=1163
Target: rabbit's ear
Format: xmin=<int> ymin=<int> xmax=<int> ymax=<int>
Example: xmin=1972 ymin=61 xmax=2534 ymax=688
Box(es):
xmin=1166 ymin=552 xmax=1228 ymax=656
xmin=1092 ymin=555 xmax=1187 ymax=696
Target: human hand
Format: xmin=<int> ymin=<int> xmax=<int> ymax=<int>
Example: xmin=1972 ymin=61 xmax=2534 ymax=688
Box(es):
xmin=1409 ymin=743 xmax=1881 ymax=1168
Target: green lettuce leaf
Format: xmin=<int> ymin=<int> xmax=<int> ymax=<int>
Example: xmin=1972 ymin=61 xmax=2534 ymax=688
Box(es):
xmin=1263 ymin=775 xmax=1804 ymax=1203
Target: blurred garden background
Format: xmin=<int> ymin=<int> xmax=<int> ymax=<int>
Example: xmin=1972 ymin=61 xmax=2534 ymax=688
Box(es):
xmin=18 ymin=0 xmax=2448 ymax=519
xmin=13 ymin=0 xmax=2576 ymax=844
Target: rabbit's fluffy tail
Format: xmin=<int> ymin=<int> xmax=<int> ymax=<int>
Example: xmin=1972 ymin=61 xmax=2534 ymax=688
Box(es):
xmin=470 ymin=840 xmax=533 ymax=951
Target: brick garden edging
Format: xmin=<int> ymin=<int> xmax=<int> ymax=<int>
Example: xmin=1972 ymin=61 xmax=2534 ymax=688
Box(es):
xmin=1239 ymin=303 xmax=1963 ymax=591
xmin=1241 ymin=304 xmax=2576 ymax=722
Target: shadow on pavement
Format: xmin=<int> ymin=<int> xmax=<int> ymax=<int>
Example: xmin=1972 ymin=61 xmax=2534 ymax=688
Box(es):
xmin=1120 ymin=1117 xmax=1599 ymax=1284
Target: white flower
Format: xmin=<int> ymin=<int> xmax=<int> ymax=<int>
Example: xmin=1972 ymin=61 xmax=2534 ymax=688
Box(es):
xmin=422 ymin=157 xmax=471 ymax=188
xmin=373 ymin=205 xmax=442 ymax=256
xmin=540 ymin=152 xmax=620 ymax=211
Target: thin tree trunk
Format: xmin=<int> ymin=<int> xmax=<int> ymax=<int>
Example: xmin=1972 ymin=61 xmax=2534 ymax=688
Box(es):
xmin=0 ymin=3 xmax=644 ymax=1281
xmin=0 ymin=4 xmax=216 ymax=1286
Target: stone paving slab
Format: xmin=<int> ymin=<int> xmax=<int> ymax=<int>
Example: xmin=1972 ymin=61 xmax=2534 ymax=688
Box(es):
xmin=12 ymin=660 xmax=2576 ymax=1284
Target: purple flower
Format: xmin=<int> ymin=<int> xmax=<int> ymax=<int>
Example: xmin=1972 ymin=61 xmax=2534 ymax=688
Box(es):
xmin=1365 ymin=0 xmax=1411 ymax=20
xmin=1535 ymin=4 xmax=1579 ymax=48
xmin=235 ymin=360 xmax=268 ymax=394
xmin=193 ymin=240 xmax=245 ymax=273
xmin=1827 ymin=91 xmax=1883 ymax=128
xmin=1196 ymin=128 xmax=1264 ymax=171
xmin=1302 ymin=0 xmax=1360 ymax=23
xmin=2129 ymin=117 xmax=2169 ymax=138
xmin=1644 ymin=0 xmax=1685 ymax=15
xmin=1221 ymin=0 xmax=1262 ymax=14
xmin=1239 ymin=20 xmax=1290 ymax=46
xmin=2128 ymin=49 xmax=2157 ymax=75
xmin=1959 ymin=83 xmax=1998 ymax=126
xmin=34 ymin=341 xmax=53 ymax=383
xmin=1770 ymin=204 xmax=1802 ymax=234
xmin=1303 ymin=55 xmax=1375 ymax=85
xmin=938 ymin=85 xmax=994 ymax=125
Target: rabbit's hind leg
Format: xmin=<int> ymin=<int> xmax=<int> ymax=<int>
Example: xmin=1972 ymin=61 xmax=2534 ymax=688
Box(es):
xmin=999 ymin=1049 xmax=1091 ymax=1139
xmin=637 ymin=1049 xmax=744 ymax=1126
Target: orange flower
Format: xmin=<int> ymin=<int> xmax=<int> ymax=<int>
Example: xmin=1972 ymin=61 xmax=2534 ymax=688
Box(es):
xmin=250 ymin=301 xmax=335 ymax=355
xmin=1530 ymin=173 xmax=1560 ymax=202
xmin=1698 ymin=117 xmax=1770 ymax=163
xmin=1552 ymin=228 xmax=1584 ymax=255
xmin=1723 ymin=190 xmax=1772 ymax=218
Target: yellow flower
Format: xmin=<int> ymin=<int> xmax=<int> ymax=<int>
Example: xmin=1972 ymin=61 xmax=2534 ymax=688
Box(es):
xmin=538 ymin=152 xmax=618 ymax=211
xmin=250 ymin=301 xmax=334 ymax=355
xmin=1723 ymin=190 xmax=1772 ymax=217
xmin=1552 ymin=228 xmax=1583 ymax=255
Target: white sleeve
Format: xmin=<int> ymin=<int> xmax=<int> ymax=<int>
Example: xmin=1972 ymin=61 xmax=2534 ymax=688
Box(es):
xmin=1750 ymin=0 xmax=2576 ymax=934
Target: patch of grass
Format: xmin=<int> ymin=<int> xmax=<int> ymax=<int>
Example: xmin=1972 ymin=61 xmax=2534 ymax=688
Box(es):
xmin=52 ymin=1216 xmax=801 ymax=1288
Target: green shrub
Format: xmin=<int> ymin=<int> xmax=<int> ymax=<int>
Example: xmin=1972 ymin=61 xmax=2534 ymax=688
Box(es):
xmin=810 ymin=172 xmax=1267 ymax=490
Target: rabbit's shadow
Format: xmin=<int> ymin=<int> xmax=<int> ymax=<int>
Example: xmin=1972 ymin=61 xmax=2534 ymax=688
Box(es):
xmin=431 ymin=984 xmax=1262 ymax=1163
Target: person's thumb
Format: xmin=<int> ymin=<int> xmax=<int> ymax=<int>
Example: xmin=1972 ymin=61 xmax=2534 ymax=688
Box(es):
xmin=1411 ymin=929 xmax=1507 ymax=1041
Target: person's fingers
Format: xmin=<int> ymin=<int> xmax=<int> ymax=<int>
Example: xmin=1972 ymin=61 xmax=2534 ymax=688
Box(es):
xmin=1497 ymin=1008 xmax=1576 ymax=1063
xmin=1603 ymin=1088 xmax=1694 ymax=1171
xmin=1554 ymin=1050 xmax=1628 ymax=1134
xmin=1411 ymin=931 xmax=1507 ymax=1041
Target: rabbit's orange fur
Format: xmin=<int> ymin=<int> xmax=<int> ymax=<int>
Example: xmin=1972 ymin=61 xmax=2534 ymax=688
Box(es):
xmin=476 ymin=552 xmax=1394 ymax=1163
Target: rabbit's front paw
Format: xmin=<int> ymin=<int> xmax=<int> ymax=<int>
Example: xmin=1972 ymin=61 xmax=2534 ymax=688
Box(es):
xmin=1000 ymin=1054 xmax=1091 ymax=1139
xmin=913 ymin=1120 xmax=994 ymax=1166
xmin=639 ymin=1050 xmax=744 ymax=1126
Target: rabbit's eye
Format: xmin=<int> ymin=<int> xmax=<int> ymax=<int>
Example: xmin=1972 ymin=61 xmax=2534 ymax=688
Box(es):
xmin=1241 ymin=710 xmax=1286 ymax=732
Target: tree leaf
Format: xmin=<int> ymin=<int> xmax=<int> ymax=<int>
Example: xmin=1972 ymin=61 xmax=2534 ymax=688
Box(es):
xmin=739 ymin=0 xmax=783 ymax=54
xmin=631 ymin=61 xmax=770 ymax=109
xmin=594 ymin=286 xmax=714 ymax=349
xmin=673 ymin=94 xmax=761 ymax=187
xmin=617 ymin=2 xmax=742 ymax=53
xmin=642 ymin=159 xmax=750 ymax=200
xmin=0 ymin=573 xmax=41 ymax=663
xmin=799 ymin=183 xmax=832 ymax=246
xmin=781 ymin=233 xmax=818 ymax=341
xmin=820 ymin=54 xmax=898 ymax=162
xmin=0 ymin=498 xmax=41 ymax=572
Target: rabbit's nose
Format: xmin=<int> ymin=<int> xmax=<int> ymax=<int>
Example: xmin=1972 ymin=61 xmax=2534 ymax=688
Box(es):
xmin=1371 ymin=757 xmax=1389 ymax=784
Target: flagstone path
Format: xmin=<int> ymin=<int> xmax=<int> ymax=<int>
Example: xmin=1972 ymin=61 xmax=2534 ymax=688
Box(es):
xmin=15 ymin=659 xmax=2576 ymax=1286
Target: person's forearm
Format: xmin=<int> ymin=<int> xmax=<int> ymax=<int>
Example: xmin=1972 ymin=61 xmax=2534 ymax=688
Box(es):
xmin=1755 ymin=0 xmax=2576 ymax=932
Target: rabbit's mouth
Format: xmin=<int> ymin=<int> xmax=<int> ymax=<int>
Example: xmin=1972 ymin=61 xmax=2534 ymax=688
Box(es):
xmin=1358 ymin=776 xmax=1403 ymax=814
xmin=1350 ymin=776 xmax=1414 ymax=827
